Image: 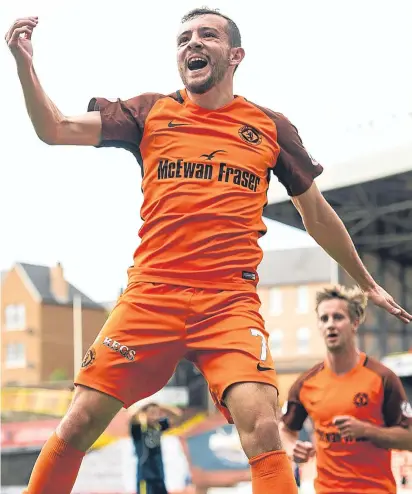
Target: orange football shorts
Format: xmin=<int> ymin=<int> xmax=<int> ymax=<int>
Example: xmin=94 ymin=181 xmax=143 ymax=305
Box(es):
xmin=75 ymin=282 xmax=278 ymax=422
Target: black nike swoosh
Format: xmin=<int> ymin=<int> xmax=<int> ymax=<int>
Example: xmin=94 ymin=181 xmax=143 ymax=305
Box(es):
xmin=257 ymin=363 xmax=275 ymax=372
xmin=168 ymin=121 xmax=188 ymax=128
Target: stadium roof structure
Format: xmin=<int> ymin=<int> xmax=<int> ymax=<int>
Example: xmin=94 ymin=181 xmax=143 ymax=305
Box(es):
xmin=265 ymin=139 xmax=412 ymax=266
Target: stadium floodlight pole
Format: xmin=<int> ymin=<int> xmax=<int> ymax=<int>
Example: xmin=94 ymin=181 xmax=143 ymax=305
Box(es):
xmin=73 ymin=294 xmax=83 ymax=378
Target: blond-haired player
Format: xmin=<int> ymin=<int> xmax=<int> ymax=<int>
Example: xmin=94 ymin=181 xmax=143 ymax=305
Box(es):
xmin=280 ymin=285 xmax=412 ymax=494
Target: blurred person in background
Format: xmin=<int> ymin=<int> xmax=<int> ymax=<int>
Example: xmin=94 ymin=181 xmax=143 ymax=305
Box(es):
xmin=280 ymin=285 xmax=412 ymax=494
xmin=130 ymin=402 xmax=182 ymax=494
xmin=5 ymin=5 xmax=411 ymax=494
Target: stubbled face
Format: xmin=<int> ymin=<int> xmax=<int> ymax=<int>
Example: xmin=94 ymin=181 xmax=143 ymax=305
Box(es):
xmin=145 ymin=405 xmax=161 ymax=426
xmin=317 ymin=299 xmax=358 ymax=353
xmin=177 ymin=14 xmax=233 ymax=94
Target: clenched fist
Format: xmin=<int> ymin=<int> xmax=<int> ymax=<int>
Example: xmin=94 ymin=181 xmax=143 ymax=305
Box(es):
xmin=292 ymin=440 xmax=315 ymax=464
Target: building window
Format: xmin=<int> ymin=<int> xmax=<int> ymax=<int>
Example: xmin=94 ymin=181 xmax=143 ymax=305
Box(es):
xmin=5 ymin=343 xmax=26 ymax=368
xmin=269 ymin=288 xmax=282 ymax=315
xmin=5 ymin=304 xmax=26 ymax=330
xmin=269 ymin=329 xmax=283 ymax=357
xmin=297 ymin=327 xmax=311 ymax=354
xmin=296 ymin=286 xmax=309 ymax=314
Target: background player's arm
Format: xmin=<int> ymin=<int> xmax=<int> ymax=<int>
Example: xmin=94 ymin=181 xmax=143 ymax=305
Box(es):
xmin=363 ymin=422 xmax=412 ymax=450
xmin=6 ymin=17 xmax=102 ymax=146
xmin=335 ymin=370 xmax=412 ymax=450
xmin=280 ymin=383 xmax=315 ymax=463
xmin=279 ymin=420 xmax=299 ymax=456
xmin=279 ymin=420 xmax=315 ymax=463
xmin=334 ymin=415 xmax=412 ymax=450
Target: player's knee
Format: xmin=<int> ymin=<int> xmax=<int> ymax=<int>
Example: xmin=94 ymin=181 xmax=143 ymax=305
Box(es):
xmin=252 ymin=415 xmax=281 ymax=444
xmin=224 ymin=382 xmax=281 ymax=456
xmin=57 ymin=385 xmax=122 ymax=451
xmin=58 ymin=404 xmax=98 ymax=449
xmin=235 ymin=415 xmax=282 ymax=458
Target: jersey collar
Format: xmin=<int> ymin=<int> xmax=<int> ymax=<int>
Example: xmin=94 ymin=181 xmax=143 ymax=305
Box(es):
xmin=324 ymin=351 xmax=367 ymax=378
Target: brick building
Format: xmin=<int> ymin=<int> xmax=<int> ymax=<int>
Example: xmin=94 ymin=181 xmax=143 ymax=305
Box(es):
xmin=256 ymin=247 xmax=338 ymax=402
xmin=1 ymin=262 xmax=108 ymax=386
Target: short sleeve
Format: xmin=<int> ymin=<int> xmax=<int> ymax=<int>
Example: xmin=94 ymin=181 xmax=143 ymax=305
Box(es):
xmin=282 ymin=378 xmax=308 ymax=431
xmin=87 ymin=92 xmax=165 ymax=155
xmin=272 ymin=114 xmax=323 ymax=196
xmin=383 ymin=371 xmax=412 ymax=428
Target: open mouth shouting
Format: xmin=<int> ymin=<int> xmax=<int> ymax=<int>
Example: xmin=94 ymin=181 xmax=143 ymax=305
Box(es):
xmin=187 ymin=55 xmax=209 ymax=73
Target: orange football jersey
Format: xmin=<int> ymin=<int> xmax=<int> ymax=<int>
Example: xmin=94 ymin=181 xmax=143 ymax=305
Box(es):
xmin=88 ymin=89 xmax=322 ymax=290
xmin=282 ymin=352 xmax=412 ymax=494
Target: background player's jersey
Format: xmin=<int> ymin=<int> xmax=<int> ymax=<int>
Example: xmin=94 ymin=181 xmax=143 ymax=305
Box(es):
xmin=131 ymin=417 xmax=170 ymax=481
xmin=282 ymin=352 xmax=412 ymax=494
xmin=88 ymin=89 xmax=323 ymax=290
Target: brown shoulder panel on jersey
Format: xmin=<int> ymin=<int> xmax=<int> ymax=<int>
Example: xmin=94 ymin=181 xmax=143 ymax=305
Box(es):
xmin=282 ymin=361 xmax=324 ymax=431
xmin=364 ymin=356 xmax=412 ymax=428
xmin=88 ymin=92 xmax=167 ymax=154
xmin=247 ymin=102 xmax=323 ymax=196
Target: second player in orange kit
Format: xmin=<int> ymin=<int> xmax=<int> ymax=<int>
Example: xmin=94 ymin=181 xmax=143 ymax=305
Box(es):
xmin=281 ymin=286 xmax=412 ymax=493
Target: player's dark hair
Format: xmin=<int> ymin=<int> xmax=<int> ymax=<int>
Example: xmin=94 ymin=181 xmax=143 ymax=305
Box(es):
xmin=316 ymin=285 xmax=368 ymax=324
xmin=181 ymin=7 xmax=242 ymax=48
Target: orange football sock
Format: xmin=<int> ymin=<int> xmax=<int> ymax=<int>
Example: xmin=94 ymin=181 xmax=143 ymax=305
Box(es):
xmin=23 ymin=432 xmax=85 ymax=494
xmin=249 ymin=450 xmax=298 ymax=494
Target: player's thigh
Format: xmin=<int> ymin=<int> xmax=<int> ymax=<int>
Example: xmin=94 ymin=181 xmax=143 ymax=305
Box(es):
xmin=224 ymin=381 xmax=279 ymax=432
xmin=75 ymin=282 xmax=186 ymax=408
xmin=188 ymin=290 xmax=278 ymax=422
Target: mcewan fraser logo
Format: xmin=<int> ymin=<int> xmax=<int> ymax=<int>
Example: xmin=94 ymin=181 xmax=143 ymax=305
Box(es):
xmin=238 ymin=125 xmax=262 ymax=146
xmin=81 ymin=347 xmax=96 ymax=368
xmin=353 ymin=392 xmax=369 ymax=407
xmin=158 ymin=160 xmax=213 ymax=180
xmin=157 ymin=159 xmax=261 ymax=192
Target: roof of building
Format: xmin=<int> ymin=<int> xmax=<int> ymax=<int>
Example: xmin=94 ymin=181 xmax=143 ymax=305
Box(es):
xmin=17 ymin=263 xmax=105 ymax=310
xmin=264 ymin=126 xmax=412 ymax=266
xmin=257 ymin=247 xmax=334 ymax=286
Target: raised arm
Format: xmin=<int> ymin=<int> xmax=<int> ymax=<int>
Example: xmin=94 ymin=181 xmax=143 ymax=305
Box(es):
xmin=292 ymin=183 xmax=411 ymax=323
xmin=271 ymin=112 xmax=411 ymax=324
xmin=5 ymin=17 xmax=102 ymax=146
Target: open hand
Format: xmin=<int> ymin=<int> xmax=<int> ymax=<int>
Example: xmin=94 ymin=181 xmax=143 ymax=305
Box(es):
xmin=364 ymin=284 xmax=411 ymax=324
